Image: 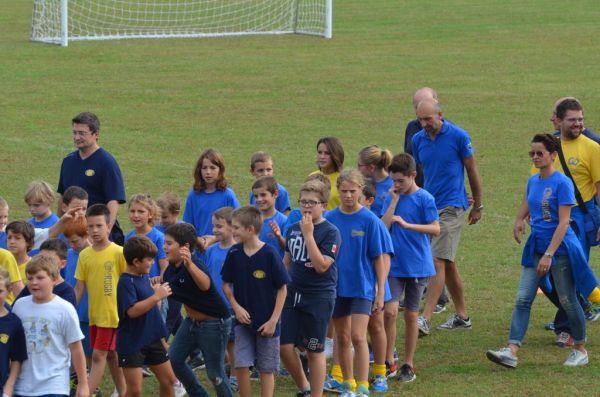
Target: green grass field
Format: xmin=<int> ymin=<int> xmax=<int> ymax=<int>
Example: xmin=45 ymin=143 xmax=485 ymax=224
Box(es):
xmin=2 ymin=0 xmax=600 ymax=395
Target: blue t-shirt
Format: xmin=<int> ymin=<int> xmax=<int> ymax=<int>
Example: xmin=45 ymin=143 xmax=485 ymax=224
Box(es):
xmin=412 ymin=121 xmax=474 ymax=209
xmin=325 ymin=207 xmax=387 ymax=300
xmin=285 ymin=219 xmax=341 ymax=299
xmin=0 ymin=312 xmax=27 ymax=386
xmin=249 ymin=183 xmax=292 ymax=213
xmin=57 ymin=148 xmax=126 ymax=206
xmin=125 ymin=228 xmax=166 ymax=277
xmin=372 ymin=176 xmax=393 ymax=217
xmin=15 ymin=282 xmax=77 ymax=308
xmin=27 ymin=213 xmax=59 ymax=229
xmin=259 ymin=211 xmax=288 ymax=258
xmin=382 ymin=189 xmax=438 ymax=277
xmin=183 ymin=188 xmax=240 ymax=236
xmin=117 ymin=272 xmax=167 ymax=355
xmin=64 ymin=249 xmax=88 ymax=322
xmin=163 ymin=260 xmax=230 ymax=319
xmin=376 ymin=222 xmax=395 ymax=302
xmin=0 ymin=232 xmax=6 ymax=249
xmin=527 ymin=171 xmax=575 ymax=257
xmin=203 ymin=244 xmax=233 ymax=309
xmin=221 ymin=243 xmax=290 ymax=335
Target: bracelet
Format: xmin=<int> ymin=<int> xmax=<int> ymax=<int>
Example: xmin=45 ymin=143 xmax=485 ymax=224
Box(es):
xmin=474 ymin=204 xmax=484 ymax=211
xmin=543 ymin=252 xmax=553 ymax=258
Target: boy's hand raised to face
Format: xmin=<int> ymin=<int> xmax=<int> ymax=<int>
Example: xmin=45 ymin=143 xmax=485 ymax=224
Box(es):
xmin=180 ymin=246 xmax=193 ymax=268
xmin=299 ymin=213 xmax=314 ymax=236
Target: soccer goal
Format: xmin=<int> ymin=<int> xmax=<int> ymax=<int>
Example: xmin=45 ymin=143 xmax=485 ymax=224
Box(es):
xmin=31 ymin=0 xmax=332 ymax=47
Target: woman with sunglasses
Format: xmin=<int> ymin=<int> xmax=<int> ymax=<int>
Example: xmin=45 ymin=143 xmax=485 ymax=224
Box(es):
xmin=486 ymin=133 xmax=596 ymax=368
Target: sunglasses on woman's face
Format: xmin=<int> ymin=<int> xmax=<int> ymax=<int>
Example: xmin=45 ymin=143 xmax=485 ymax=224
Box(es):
xmin=528 ymin=150 xmax=548 ymax=158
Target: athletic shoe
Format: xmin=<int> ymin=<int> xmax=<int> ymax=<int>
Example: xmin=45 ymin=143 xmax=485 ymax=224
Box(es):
xmin=324 ymin=374 xmax=344 ymax=393
xmin=417 ymin=316 xmax=430 ymax=336
xmin=91 ymin=389 xmax=103 ymax=397
xmin=187 ymin=355 xmax=205 ymax=371
xmin=296 ymin=390 xmax=311 ymax=397
xmin=279 ymin=366 xmax=290 ymax=376
xmin=142 ymin=366 xmax=154 ymax=377
xmin=585 ymin=310 xmax=600 ymax=322
xmin=393 ymin=349 xmax=398 ymax=362
xmin=397 ymin=363 xmax=416 ymax=383
xmin=437 ymin=313 xmax=472 ymax=330
xmin=229 ymin=376 xmax=239 ymax=393
xmin=556 ymin=332 xmax=574 ymax=348
xmin=250 ymin=366 xmax=260 ymax=381
xmin=433 ymin=303 xmax=447 ymax=314
xmin=109 ymin=389 xmax=119 ymax=397
xmin=174 ymin=380 xmax=187 ymax=397
xmin=385 ymin=361 xmax=398 ymax=378
xmin=340 ymin=381 xmax=356 ymax=397
xmin=544 ymin=321 xmax=555 ymax=331
xmin=486 ymin=347 xmax=517 ymax=368
xmin=325 ymin=337 xmax=334 ymax=359
xmin=371 ymin=375 xmax=387 ymax=392
xmin=355 ymin=384 xmax=370 ymax=396
xmin=563 ymin=349 xmax=588 ymax=367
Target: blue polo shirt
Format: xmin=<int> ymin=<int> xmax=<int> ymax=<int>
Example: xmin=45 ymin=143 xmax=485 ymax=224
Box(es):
xmin=412 ymin=121 xmax=474 ymax=209
xmin=125 ymin=228 xmax=167 ymax=278
xmin=259 ymin=211 xmax=288 ymax=258
xmin=221 ymin=243 xmax=290 ymax=335
xmin=249 ymin=183 xmax=292 ymax=213
xmin=0 ymin=312 xmax=27 ymax=386
xmin=117 ymin=272 xmax=168 ymax=355
xmin=382 ymin=188 xmax=438 ymax=277
xmin=182 ymin=188 xmax=240 ymax=236
xmin=58 ymin=148 xmax=126 ymax=206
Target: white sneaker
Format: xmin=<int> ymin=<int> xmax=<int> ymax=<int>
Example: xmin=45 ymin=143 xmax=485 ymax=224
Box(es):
xmin=110 ymin=389 xmax=119 ymax=397
xmin=324 ymin=337 xmax=334 ymax=359
xmin=486 ymin=347 xmax=517 ymax=368
xmin=563 ymin=349 xmax=588 ymax=367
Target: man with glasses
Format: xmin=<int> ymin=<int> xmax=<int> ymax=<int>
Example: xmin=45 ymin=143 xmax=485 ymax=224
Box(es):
xmin=57 ymin=112 xmax=126 ymax=244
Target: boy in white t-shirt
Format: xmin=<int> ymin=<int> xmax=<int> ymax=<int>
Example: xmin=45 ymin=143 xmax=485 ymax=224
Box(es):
xmin=12 ymin=255 xmax=88 ymax=397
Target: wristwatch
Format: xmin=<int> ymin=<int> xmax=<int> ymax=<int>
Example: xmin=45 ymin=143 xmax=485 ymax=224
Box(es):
xmin=543 ymin=252 xmax=553 ymax=258
xmin=474 ymin=204 xmax=484 ymax=211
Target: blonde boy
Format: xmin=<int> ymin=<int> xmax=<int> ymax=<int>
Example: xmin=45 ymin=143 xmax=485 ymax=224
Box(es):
xmin=24 ymin=181 xmax=59 ymax=229
xmin=75 ymin=204 xmax=127 ymax=396
xmin=248 ymin=152 xmax=291 ymax=214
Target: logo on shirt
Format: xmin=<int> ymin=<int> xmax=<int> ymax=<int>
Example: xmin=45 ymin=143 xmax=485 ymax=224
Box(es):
xmin=104 ymin=261 xmax=114 ymax=296
xmin=542 ymin=187 xmax=552 ymax=222
xmin=0 ymin=333 xmax=9 ymax=344
xmin=331 ymin=244 xmax=338 ymax=254
xmin=22 ymin=317 xmax=51 ymax=354
xmin=85 ymin=169 xmax=95 ymax=177
xmin=467 ymin=141 xmax=472 ymax=149
xmin=253 ymin=270 xmax=266 ymax=279
xmin=568 ymin=157 xmax=579 ymax=167
xmin=351 ymin=229 xmax=365 ymax=237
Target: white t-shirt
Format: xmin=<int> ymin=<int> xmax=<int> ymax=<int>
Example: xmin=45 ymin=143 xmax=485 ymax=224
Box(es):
xmin=12 ymin=295 xmax=83 ymax=396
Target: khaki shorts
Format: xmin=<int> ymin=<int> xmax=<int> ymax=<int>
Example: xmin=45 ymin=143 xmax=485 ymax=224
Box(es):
xmin=431 ymin=206 xmax=465 ymax=262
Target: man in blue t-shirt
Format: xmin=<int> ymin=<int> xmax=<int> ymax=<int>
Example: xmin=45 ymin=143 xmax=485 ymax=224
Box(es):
xmin=57 ymin=112 xmax=126 ymax=245
xmin=412 ymin=98 xmax=483 ymax=332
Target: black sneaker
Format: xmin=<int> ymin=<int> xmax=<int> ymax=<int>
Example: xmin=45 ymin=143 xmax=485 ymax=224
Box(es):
xmin=142 ymin=366 xmax=154 ymax=377
xmin=187 ymin=355 xmax=205 ymax=370
xmin=250 ymin=366 xmax=260 ymax=381
xmin=397 ymin=363 xmax=416 ymax=383
xmin=296 ymin=390 xmax=311 ymax=397
xmin=437 ymin=313 xmax=472 ymax=330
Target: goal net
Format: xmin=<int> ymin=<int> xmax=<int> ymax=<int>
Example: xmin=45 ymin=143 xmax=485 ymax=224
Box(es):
xmin=31 ymin=0 xmax=332 ymax=46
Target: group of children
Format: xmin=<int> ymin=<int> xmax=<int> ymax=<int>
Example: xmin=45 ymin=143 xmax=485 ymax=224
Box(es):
xmin=0 ymin=137 xmax=445 ymax=397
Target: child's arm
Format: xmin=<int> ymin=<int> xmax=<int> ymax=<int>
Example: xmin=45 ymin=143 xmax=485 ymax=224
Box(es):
xmin=381 ymin=188 xmax=400 ymax=229
xmin=2 ymin=360 xmax=21 ymax=397
xmin=158 ymin=258 xmax=169 ymax=279
xmin=372 ymin=255 xmax=387 ymax=314
xmin=269 ymin=221 xmax=286 ymax=250
xmin=197 ymin=235 xmax=217 ymax=252
xmin=258 ymin=284 xmax=287 ymax=337
xmin=392 ymin=217 xmax=440 ymax=236
xmin=69 ymin=341 xmax=90 ymax=397
xmin=223 ymin=281 xmax=251 ymax=325
xmin=299 ymin=213 xmax=334 ymax=274
xmin=11 ymin=281 xmax=24 ymax=299
xmin=282 ymin=252 xmax=291 ymax=271
xmin=180 ymin=246 xmax=211 ymax=291
xmin=75 ymin=280 xmax=86 ymax=305
xmin=127 ymin=282 xmax=172 ymax=318
xmin=48 ymin=206 xmax=85 ymax=239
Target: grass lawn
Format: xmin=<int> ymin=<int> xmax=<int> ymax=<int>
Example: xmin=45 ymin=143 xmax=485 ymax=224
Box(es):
xmin=2 ymin=0 xmax=600 ymax=395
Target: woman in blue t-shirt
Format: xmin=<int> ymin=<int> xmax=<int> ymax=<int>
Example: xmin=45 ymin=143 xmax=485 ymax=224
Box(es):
xmin=357 ymin=145 xmax=393 ymax=217
xmin=486 ymin=134 xmax=594 ymax=369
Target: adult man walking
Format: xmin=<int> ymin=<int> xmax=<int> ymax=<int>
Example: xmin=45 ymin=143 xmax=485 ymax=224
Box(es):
xmin=57 ymin=112 xmax=126 ymax=244
xmin=412 ymin=99 xmax=483 ymax=334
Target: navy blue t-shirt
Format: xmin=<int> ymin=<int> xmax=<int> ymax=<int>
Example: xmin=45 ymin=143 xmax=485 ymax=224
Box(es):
xmin=57 ymin=148 xmax=126 ymax=206
xmin=117 ymin=272 xmax=168 ymax=355
xmin=15 ymin=281 xmax=77 ymax=308
xmin=221 ymin=243 xmax=290 ymax=335
xmin=0 ymin=312 xmax=27 ymax=386
xmin=285 ymin=220 xmax=340 ymax=299
xmin=163 ymin=260 xmax=230 ymax=319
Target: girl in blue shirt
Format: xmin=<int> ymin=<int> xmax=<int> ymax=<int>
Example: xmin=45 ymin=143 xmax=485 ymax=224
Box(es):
xmin=487 ymin=134 xmax=592 ymax=369
xmin=357 ymin=145 xmax=393 ymax=217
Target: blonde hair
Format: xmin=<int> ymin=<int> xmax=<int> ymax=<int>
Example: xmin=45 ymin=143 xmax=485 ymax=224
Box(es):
xmin=0 ymin=197 xmax=7 ymax=210
xmin=129 ymin=194 xmax=161 ymax=226
xmin=299 ymin=180 xmax=329 ymax=204
xmin=0 ymin=268 xmax=10 ymax=289
xmin=24 ymin=180 xmax=55 ymax=205
xmin=26 ymin=254 xmax=59 ymax=280
xmin=358 ymin=145 xmax=393 ymax=170
xmin=336 ymin=169 xmax=365 ymax=189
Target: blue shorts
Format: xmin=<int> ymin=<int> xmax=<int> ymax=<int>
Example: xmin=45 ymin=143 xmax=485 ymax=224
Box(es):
xmin=234 ymin=325 xmax=280 ymax=373
xmin=388 ymin=277 xmax=429 ymax=312
xmin=332 ymin=297 xmax=372 ymax=318
xmin=280 ymin=291 xmax=334 ymax=352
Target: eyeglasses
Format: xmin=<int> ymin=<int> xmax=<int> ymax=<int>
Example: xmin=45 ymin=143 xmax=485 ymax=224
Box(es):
xmin=298 ymin=199 xmax=324 ymax=208
xmin=528 ymin=150 xmax=548 ymax=158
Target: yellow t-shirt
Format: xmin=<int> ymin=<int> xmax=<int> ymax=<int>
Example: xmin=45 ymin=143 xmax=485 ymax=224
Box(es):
xmin=17 ymin=260 xmax=29 ymax=286
xmin=310 ymin=170 xmax=341 ymax=210
xmin=0 ymin=248 xmax=22 ymax=305
xmin=75 ymin=243 xmax=126 ymax=328
xmin=530 ymin=134 xmax=600 ymax=202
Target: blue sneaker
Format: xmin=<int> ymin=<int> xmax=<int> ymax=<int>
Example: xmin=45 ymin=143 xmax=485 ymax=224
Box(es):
xmin=355 ymin=383 xmax=370 ymax=396
xmin=371 ymin=375 xmax=387 ymax=392
xmin=340 ymin=381 xmax=356 ymax=397
xmin=324 ymin=374 xmax=344 ymax=393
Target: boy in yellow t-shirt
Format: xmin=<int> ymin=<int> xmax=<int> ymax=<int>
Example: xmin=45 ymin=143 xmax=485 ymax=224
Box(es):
xmin=0 ymin=248 xmax=23 ymax=305
xmin=75 ymin=204 xmax=127 ymax=396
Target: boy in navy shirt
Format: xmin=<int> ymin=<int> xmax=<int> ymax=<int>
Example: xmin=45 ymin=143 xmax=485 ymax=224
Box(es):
xmin=118 ymin=235 xmax=177 ymax=397
xmin=280 ymin=180 xmax=341 ymax=397
xmin=252 ymin=177 xmax=288 ymax=258
xmin=381 ymin=154 xmax=440 ymax=383
xmin=222 ymin=206 xmax=289 ymax=397
xmin=0 ymin=268 xmax=27 ymax=397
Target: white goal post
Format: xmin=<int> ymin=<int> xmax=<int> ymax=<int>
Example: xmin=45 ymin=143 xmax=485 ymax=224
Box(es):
xmin=31 ymin=0 xmax=332 ymax=47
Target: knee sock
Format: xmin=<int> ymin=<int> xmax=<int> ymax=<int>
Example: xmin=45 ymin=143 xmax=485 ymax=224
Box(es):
xmin=356 ymin=380 xmax=369 ymax=391
xmin=331 ymin=364 xmax=343 ymax=382
xmin=373 ymin=363 xmax=386 ymax=377
xmin=588 ymin=287 xmax=600 ymax=304
xmin=343 ymin=378 xmax=357 ymax=391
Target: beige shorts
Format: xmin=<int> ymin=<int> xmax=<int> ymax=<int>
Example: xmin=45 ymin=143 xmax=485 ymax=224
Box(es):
xmin=431 ymin=206 xmax=465 ymax=262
